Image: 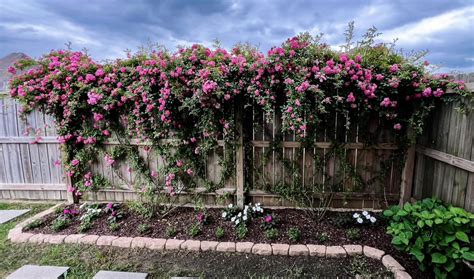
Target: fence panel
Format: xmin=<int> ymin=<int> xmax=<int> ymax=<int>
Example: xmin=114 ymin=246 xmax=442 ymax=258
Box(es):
xmin=0 ymin=94 xmax=66 ymax=200
xmin=412 ymin=87 xmax=474 ymax=212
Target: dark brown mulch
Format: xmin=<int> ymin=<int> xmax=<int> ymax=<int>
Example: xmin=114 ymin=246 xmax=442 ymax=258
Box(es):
xmin=26 ymin=204 xmax=432 ymax=278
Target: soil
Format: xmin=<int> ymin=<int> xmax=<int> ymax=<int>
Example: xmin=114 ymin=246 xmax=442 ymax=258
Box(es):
xmin=117 ymin=249 xmax=391 ymax=278
xmin=25 ymin=204 xmax=436 ymax=278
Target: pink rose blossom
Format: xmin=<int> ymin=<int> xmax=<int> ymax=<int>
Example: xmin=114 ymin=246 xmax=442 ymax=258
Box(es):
xmin=346 ymin=92 xmax=356 ymax=103
xmin=95 ymin=68 xmax=105 ymax=77
xmin=433 ymin=88 xmax=444 ymax=97
xmin=104 ymin=154 xmax=115 ymax=166
xmin=85 ymin=74 xmax=96 ymax=82
xmin=422 ymin=87 xmax=432 ymax=97
xmin=380 ymin=97 xmax=392 ymax=107
xmin=389 ymin=64 xmax=400 ymax=73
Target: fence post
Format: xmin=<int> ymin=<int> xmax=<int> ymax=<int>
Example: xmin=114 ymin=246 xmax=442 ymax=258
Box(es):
xmin=235 ymin=99 xmax=245 ymax=208
xmin=400 ymin=144 xmax=416 ymax=206
xmin=61 ymin=144 xmax=76 ymax=204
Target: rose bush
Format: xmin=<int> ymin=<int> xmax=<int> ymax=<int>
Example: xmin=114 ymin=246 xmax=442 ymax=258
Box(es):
xmin=8 ymin=33 xmax=470 ymax=201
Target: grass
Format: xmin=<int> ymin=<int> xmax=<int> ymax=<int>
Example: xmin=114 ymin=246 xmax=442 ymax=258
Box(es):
xmin=0 ymin=202 xmax=392 ymax=278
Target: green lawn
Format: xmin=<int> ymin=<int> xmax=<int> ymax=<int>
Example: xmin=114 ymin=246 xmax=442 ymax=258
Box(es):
xmin=0 ymin=202 xmax=391 ymax=278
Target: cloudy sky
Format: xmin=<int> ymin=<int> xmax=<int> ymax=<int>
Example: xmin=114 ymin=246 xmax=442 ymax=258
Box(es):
xmin=0 ymin=0 xmax=473 ymax=72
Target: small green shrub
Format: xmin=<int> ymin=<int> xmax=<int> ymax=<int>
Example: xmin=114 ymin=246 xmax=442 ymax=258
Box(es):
xmin=128 ymin=200 xmax=155 ymax=219
xmin=187 ymin=223 xmax=201 ymax=237
xmin=25 ymin=219 xmax=44 ymax=230
xmin=261 ymin=214 xmax=276 ymax=230
xmin=78 ymin=220 xmax=92 ymax=232
xmin=78 ymin=203 xmax=102 ymax=232
xmin=287 ymin=227 xmax=301 ymax=242
xmin=265 ymin=228 xmax=278 ymax=240
xmin=235 ymin=224 xmax=248 ymax=239
xmin=331 ymin=214 xmax=353 ymax=228
xmin=384 ymin=198 xmax=474 ymax=278
xmin=316 ymin=232 xmax=329 ymax=243
xmin=54 ymin=206 xmax=63 ymax=215
xmin=215 ymin=226 xmax=225 ymax=239
xmin=109 ymin=222 xmax=120 ymax=232
xmin=165 ymin=226 xmax=177 ymax=238
xmin=346 ymin=228 xmax=361 ymax=240
xmin=51 ymin=217 xmax=69 ymax=232
xmin=137 ymin=224 xmax=150 ymax=235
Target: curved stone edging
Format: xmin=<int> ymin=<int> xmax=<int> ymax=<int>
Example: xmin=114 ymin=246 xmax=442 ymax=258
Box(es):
xmin=7 ymin=203 xmax=411 ymax=279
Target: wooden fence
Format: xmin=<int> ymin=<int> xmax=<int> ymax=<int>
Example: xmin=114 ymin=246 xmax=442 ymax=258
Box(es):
xmin=1 ymin=77 xmax=473 ymax=211
xmin=0 ymin=93 xmax=403 ymax=209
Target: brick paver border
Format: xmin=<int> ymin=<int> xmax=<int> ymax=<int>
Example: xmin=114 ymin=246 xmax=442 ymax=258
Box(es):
xmin=8 ymin=204 xmax=411 ymax=279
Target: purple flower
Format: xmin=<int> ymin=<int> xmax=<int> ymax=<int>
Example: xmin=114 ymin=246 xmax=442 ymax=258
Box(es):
xmin=264 ymin=215 xmax=273 ymax=223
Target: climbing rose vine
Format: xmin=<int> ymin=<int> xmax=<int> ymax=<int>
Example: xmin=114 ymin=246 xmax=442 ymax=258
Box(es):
xmin=8 ymin=33 xmax=469 ymax=201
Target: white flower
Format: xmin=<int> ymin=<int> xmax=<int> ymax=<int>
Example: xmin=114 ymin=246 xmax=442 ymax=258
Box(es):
xmin=362 ymin=211 xmax=369 ymax=216
xmin=222 ymin=212 xmax=227 ymax=218
xmin=231 ymin=216 xmax=236 ymax=222
xmin=244 ymin=205 xmax=249 ymax=210
xmin=238 ymin=212 xmax=242 ymax=217
xmin=228 ymin=204 xmax=233 ymax=208
xmin=353 ymin=213 xmax=360 ymax=218
xmin=357 ymin=217 xmax=363 ymax=224
xmin=243 ymin=215 xmax=248 ymax=221
xmin=235 ymin=219 xmax=240 ymax=225
xmin=370 ymin=216 xmax=376 ymax=223
xmin=365 ymin=214 xmax=371 ymax=219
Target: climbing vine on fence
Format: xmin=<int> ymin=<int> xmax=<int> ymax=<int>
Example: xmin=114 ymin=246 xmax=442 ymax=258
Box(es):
xmin=7 ymin=31 xmax=470 ymax=203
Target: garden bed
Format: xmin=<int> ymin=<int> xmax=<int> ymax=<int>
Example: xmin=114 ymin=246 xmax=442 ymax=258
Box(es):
xmin=22 ymin=202 xmax=426 ymax=278
xmin=0 ymin=202 xmax=391 ymax=278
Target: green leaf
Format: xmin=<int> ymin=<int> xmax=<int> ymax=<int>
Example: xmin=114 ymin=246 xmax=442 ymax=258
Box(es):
xmin=462 ymin=251 xmax=474 ymax=261
xmin=415 ymin=237 xmax=424 ymax=249
xmin=397 ymin=210 xmax=408 ymax=217
xmin=383 ymin=209 xmax=394 ymax=217
xmin=403 ymin=203 xmax=413 ymax=212
xmin=391 ymin=237 xmax=402 ymax=245
xmin=431 ymin=253 xmax=447 ymax=264
xmin=417 ymin=220 xmax=425 ymax=228
xmin=445 ymin=260 xmax=455 ymax=272
xmin=455 ymin=231 xmax=470 ymax=243
xmin=434 ymin=218 xmax=443 ymax=224
xmin=445 ymin=235 xmax=456 ymax=243
xmin=411 ymin=248 xmax=425 ymax=262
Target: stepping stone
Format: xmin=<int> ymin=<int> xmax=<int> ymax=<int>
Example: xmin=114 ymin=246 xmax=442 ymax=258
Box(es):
xmin=7 ymin=265 xmax=69 ymax=279
xmin=93 ymin=270 xmax=148 ymax=279
xmin=0 ymin=209 xmax=30 ymax=224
